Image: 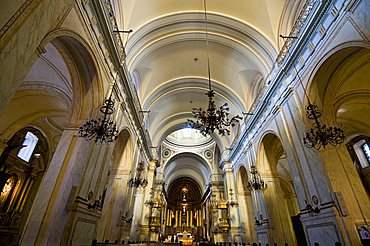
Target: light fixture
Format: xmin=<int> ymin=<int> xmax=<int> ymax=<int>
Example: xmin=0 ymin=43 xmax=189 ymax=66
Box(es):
xmin=227 ymin=188 xmax=238 ymax=207
xmin=187 ymin=0 xmax=242 ymax=136
xmin=128 ymin=162 xmax=148 ymax=188
xmin=247 ymin=165 xmax=267 ymax=191
xmin=296 ymin=71 xmax=345 ymax=150
xmin=145 ymin=189 xmax=164 ymax=208
xmin=78 ymin=84 xmax=118 ymax=143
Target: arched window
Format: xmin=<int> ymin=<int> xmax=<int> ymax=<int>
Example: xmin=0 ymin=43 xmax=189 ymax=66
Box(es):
xmin=347 ymin=136 xmax=370 ymax=170
xmin=347 ymin=135 xmax=370 ymax=194
xmin=17 ymin=131 xmax=39 ymax=162
xmin=361 ymin=142 xmax=370 ymax=165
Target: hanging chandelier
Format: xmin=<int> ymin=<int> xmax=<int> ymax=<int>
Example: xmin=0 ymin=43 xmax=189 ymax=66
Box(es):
xmin=128 ymin=162 xmax=148 ymax=188
xmin=187 ymin=0 xmax=242 ymax=136
xmin=78 ymin=85 xmax=118 ymax=143
xmin=247 ymin=165 xmax=267 ymax=191
xmin=227 ymin=188 xmax=238 ymax=207
xmin=296 ymin=71 xmax=345 ymax=150
xmin=303 ymin=103 xmax=345 ymax=150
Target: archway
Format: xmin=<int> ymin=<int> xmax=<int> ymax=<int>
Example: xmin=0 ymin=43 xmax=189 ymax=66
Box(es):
xmin=307 ymin=45 xmax=370 ymax=243
xmin=165 ymin=177 xmax=203 ymax=241
xmin=0 ymin=127 xmax=49 ymax=245
xmin=257 ymin=133 xmax=299 ymax=245
xmin=236 ymin=165 xmax=256 ymax=242
xmin=10 ymin=32 xmax=105 ymax=246
xmin=97 ymin=129 xmax=135 ymax=242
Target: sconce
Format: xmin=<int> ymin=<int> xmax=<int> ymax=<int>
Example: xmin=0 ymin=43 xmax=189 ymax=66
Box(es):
xmin=254 ymin=214 xmax=264 ymax=226
xmin=305 ymin=198 xmax=320 ymax=214
xmin=87 ymin=189 xmax=106 ymax=210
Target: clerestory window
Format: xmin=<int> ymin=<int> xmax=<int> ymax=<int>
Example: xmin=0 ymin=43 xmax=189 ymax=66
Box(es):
xmin=17 ymin=131 xmax=39 ymax=162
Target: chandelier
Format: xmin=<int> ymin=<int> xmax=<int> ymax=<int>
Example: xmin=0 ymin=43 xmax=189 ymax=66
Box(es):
xmin=78 ymin=85 xmax=118 ymax=143
xmin=145 ymin=189 xmax=164 ymax=208
xmin=296 ymin=72 xmax=345 ymax=150
xmin=247 ymin=165 xmax=267 ymax=191
xmin=303 ymin=103 xmax=345 ymax=150
xmin=128 ymin=162 xmax=148 ymax=188
xmin=187 ymin=0 xmax=242 ymax=136
xmin=227 ymin=188 xmax=238 ymax=207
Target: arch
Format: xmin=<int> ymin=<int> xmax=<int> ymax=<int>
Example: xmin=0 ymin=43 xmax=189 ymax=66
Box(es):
xmin=0 ymin=30 xmax=103 ymax=141
xmin=152 ymin=114 xmax=228 ymax=152
xmin=163 ymin=152 xmax=212 ymax=194
xmin=156 ymin=123 xmax=224 ymax=159
xmin=126 ymin=12 xmax=277 ymax=74
xmin=255 ymin=132 xmax=299 ymax=244
xmin=167 ymin=177 xmax=202 ymax=204
xmin=0 ymin=126 xmax=50 ymax=245
xmin=304 ymin=43 xmax=370 ymax=241
xmin=112 ymin=129 xmax=134 ymax=172
xmin=256 ymin=132 xmax=285 ymax=174
xmin=305 ymin=43 xmax=370 ymax=136
xmin=49 ymin=33 xmax=103 ymax=123
xmin=236 ymin=165 xmax=256 ymax=242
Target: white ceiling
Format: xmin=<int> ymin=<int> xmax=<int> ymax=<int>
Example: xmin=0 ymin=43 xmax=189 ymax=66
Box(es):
xmin=111 ymin=0 xmax=301 ymax=146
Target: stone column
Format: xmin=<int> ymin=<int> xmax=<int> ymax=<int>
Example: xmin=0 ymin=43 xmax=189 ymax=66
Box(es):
xmin=97 ymin=168 xmax=131 ymax=242
xmin=222 ymin=162 xmax=241 ymax=242
xmin=20 ymin=128 xmax=90 ymax=245
xmin=277 ymin=90 xmax=345 ymax=244
xmin=139 ymin=160 xmax=157 ymax=240
xmin=129 ymin=187 xmax=144 ymax=241
xmin=210 ymin=185 xmax=227 ymax=243
xmin=245 ymin=147 xmax=271 ymax=244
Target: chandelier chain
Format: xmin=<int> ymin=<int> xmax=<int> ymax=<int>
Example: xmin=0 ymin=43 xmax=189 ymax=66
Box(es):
xmin=294 ymin=68 xmax=345 ymax=149
xmin=187 ymin=0 xmax=242 ymax=136
xmin=78 ymin=82 xmax=118 ymax=143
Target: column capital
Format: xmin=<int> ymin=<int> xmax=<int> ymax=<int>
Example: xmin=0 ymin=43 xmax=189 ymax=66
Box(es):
xmin=221 ymin=161 xmax=233 ymax=173
xmin=150 ymin=159 xmax=159 ymax=167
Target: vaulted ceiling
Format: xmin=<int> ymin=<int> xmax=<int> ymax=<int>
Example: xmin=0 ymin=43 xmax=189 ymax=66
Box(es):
xmin=112 ymin=0 xmax=302 ymax=146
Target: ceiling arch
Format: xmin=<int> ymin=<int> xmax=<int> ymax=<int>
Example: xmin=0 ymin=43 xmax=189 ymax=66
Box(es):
xmin=307 ymin=45 xmax=370 ymax=137
xmin=163 ymin=152 xmax=212 ymax=194
xmin=167 ymin=177 xmax=202 ymax=204
xmin=110 ymin=0 xmax=305 ymax=155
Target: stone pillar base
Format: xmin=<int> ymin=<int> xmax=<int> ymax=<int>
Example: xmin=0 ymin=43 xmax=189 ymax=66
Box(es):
xmin=255 ymin=223 xmax=270 ymax=245
xmin=214 ymin=232 xmax=228 ymax=243
xmin=229 ymin=226 xmax=243 ymax=243
xmin=139 ymin=225 xmax=150 ymax=241
xmin=300 ymin=206 xmax=344 ymax=245
xmin=62 ymin=197 xmax=102 ymax=245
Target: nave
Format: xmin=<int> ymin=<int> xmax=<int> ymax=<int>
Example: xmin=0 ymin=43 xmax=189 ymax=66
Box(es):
xmin=0 ymin=0 xmax=370 ymax=245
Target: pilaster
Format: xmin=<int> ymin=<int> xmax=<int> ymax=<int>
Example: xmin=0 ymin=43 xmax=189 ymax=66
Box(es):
xmin=139 ymin=160 xmax=157 ymax=240
xmin=20 ymin=128 xmax=87 ymax=245
xmin=130 ymin=187 xmax=144 ymax=241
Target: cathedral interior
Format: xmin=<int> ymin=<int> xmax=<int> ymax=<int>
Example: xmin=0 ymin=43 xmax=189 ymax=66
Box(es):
xmin=0 ymin=0 xmax=370 ymax=245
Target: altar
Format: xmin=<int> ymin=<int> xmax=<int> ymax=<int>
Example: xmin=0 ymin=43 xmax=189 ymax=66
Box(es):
xmin=177 ymin=231 xmax=193 ymax=246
